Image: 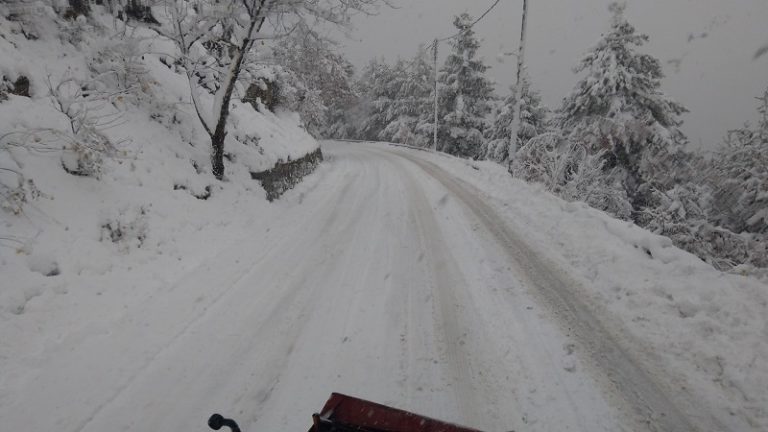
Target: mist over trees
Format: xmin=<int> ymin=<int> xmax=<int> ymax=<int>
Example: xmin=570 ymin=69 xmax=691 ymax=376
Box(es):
xmin=342 ymin=3 xmax=767 ymax=274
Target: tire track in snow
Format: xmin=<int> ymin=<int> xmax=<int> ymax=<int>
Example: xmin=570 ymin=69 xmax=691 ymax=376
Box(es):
xmin=343 ymin=144 xmax=624 ymax=431
xmin=4 ymin=149 xmax=363 ymax=432
xmin=234 ymin=147 xmax=416 ymax=432
xmin=12 ymin=141 xmax=714 ymax=432
xmin=393 ymin=150 xmax=707 ymax=432
xmin=397 ymin=159 xmax=482 ymax=427
xmin=76 ymin=148 xmax=380 ymax=432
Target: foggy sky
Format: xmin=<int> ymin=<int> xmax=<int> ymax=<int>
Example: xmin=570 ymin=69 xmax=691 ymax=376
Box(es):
xmin=340 ymin=0 xmax=768 ymax=151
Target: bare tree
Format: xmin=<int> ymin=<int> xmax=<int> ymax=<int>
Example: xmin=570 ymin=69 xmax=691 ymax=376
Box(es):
xmin=155 ymin=0 xmax=387 ymax=180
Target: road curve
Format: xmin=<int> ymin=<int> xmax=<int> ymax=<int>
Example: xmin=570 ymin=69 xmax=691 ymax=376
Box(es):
xmin=389 ymin=146 xmax=703 ymax=432
xmin=3 ymin=141 xmax=705 ymax=432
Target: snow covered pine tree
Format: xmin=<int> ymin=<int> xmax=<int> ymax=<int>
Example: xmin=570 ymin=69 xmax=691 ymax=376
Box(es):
xmin=356 ymin=59 xmax=397 ymax=141
xmin=556 ymin=2 xmax=689 ymax=213
xmin=485 ymin=71 xmax=547 ymax=164
xmin=708 ymin=87 xmax=768 ymax=268
xmin=379 ymin=48 xmax=434 ymax=146
xmin=433 ymin=13 xmax=495 ymax=159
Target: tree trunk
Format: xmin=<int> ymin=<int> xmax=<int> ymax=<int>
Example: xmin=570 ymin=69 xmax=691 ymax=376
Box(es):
xmin=206 ymin=2 xmax=267 ymax=181
xmin=211 ymin=124 xmax=226 ymax=180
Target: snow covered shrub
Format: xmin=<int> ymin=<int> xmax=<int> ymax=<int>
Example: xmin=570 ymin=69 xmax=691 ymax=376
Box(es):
xmin=484 ymin=139 xmax=508 ymax=165
xmin=0 ymin=78 xmax=11 ymax=102
xmin=709 ymin=91 xmax=768 ymax=236
xmin=638 ymin=183 xmax=712 ymax=235
xmin=745 ymin=233 xmax=768 ymax=269
xmin=244 ymin=79 xmax=279 ymax=112
xmin=60 ymin=131 xmax=111 ymax=177
xmin=100 ymin=205 xmax=148 ymax=251
xmin=561 ymin=151 xmax=631 ymax=219
xmin=1 ymin=0 xmax=59 ymax=41
xmin=272 ymin=32 xmax=358 ymax=138
xmin=88 ymin=37 xmax=151 ymax=105
xmin=678 ymin=224 xmax=753 ymax=271
xmin=0 ymin=167 xmax=42 ymax=215
xmin=147 ymin=99 xmax=182 ymax=128
xmin=514 ymin=132 xmax=632 ymax=219
xmin=698 ymin=227 xmax=752 ymax=271
xmin=1 ymin=75 xmax=31 ymax=98
xmin=233 ymin=133 xmax=262 ymax=154
xmin=287 ymin=87 xmax=326 ymax=137
xmin=634 ymin=183 xmax=744 ymax=269
xmin=58 ymin=13 xmax=92 ymax=46
xmin=241 ymin=65 xmax=327 ymax=135
xmin=381 ymin=118 xmax=425 ymax=147
xmin=513 ymin=133 xmax=576 ymax=190
xmin=701 ymin=87 xmax=768 ymax=271
xmin=48 ymin=75 xmax=118 ymax=178
xmin=119 ymin=0 xmax=159 ymax=24
xmin=62 ymin=0 xmax=90 ymax=20
xmin=0 ymin=132 xmax=46 ymax=214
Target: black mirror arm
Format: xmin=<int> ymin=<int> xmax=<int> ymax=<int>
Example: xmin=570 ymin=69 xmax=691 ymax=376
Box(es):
xmin=208 ymin=413 xmax=242 ymax=432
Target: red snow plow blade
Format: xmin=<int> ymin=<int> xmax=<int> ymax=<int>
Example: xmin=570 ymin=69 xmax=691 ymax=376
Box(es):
xmin=309 ymin=393 xmax=483 ymax=432
xmin=208 ymin=393 xmax=483 ymax=432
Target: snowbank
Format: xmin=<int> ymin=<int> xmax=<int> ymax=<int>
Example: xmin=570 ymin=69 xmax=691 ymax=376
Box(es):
xmin=383 ymin=143 xmax=768 ymax=431
xmin=0 ymin=5 xmax=318 ymax=352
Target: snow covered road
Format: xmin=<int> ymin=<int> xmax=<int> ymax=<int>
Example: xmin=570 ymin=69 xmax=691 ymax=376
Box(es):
xmin=2 ymin=141 xmax=725 ymax=432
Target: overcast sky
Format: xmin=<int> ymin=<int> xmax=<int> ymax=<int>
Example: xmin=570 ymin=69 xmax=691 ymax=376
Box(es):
xmin=339 ymin=0 xmax=768 ymax=150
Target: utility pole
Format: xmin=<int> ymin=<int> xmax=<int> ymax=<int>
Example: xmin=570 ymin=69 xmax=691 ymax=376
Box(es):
xmin=432 ymin=38 xmax=439 ymax=152
xmin=508 ymin=0 xmax=529 ymax=167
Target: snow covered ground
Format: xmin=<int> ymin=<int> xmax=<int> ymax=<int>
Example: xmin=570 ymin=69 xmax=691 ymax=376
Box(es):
xmin=392 ymin=142 xmax=768 ymax=431
xmin=0 ymin=6 xmax=318 ymax=316
xmin=2 ymin=140 xmax=766 ymax=432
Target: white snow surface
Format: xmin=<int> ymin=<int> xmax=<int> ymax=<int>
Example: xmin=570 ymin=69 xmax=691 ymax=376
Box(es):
xmin=394 ymin=145 xmax=768 ymax=432
xmin=1 ymin=12 xmax=767 ymax=430
xmin=1 ymin=137 xmax=767 ymax=432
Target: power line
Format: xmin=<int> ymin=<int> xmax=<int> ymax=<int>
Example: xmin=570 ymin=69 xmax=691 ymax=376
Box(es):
xmin=436 ymin=0 xmax=504 ymax=43
xmin=423 ymin=0 xmax=505 ymax=151
xmin=468 ymin=0 xmax=505 ymax=33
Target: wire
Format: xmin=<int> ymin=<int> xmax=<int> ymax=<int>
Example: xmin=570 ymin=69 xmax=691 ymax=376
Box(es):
xmin=470 ymin=0 xmax=504 ymax=31
xmin=390 ymin=0 xmax=503 ymax=73
xmin=436 ymin=0 xmax=503 ymax=42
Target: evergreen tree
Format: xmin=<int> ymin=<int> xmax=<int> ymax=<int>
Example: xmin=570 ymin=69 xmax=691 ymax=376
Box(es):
xmin=635 ymin=87 xmax=768 ymax=271
xmin=379 ymin=48 xmax=434 ymax=146
xmin=432 ymin=13 xmax=496 ymax=158
xmin=485 ymin=71 xmax=548 ymax=163
xmin=710 ymin=87 xmax=768 ymax=237
xmin=556 ymin=2 xmax=688 ymax=209
xmin=356 ymin=59 xmax=398 ymax=140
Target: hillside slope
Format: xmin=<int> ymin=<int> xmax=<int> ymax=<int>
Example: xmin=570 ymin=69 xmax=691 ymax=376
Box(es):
xmin=0 ymin=6 xmax=318 ymax=314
